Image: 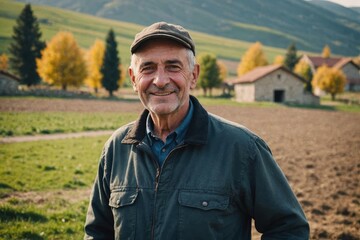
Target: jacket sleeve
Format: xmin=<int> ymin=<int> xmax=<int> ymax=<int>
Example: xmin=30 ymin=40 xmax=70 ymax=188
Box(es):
xmin=84 ymin=143 xmax=115 ymax=240
xmin=249 ymin=137 xmax=309 ymax=239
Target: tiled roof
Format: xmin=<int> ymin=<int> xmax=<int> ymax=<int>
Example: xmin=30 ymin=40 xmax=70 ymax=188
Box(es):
xmin=0 ymin=70 xmax=20 ymax=82
xmin=306 ymin=56 xmax=358 ymax=70
xmin=229 ymin=64 xmax=305 ymax=84
xmin=307 ymin=56 xmax=342 ymax=68
xmin=333 ymin=58 xmax=356 ymax=69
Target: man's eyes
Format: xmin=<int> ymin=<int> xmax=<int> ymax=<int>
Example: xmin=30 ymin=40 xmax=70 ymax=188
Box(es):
xmin=167 ymin=65 xmax=181 ymax=71
xmin=140 ymin=65 xmax=181 ymax=73
xmin=141 ymin=66 xmax=156 ymax=73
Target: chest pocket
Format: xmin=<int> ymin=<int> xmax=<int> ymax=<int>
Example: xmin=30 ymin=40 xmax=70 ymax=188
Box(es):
xmin=109 ymin=190 xmax=138 ymax=240
xmin=178 ymin=191 xmax=230 ymax=240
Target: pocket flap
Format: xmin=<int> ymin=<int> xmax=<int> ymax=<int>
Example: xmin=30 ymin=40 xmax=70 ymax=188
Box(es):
xmin=178 ymin=191 xmax=229 ymax=211
xmin=109 ymin=190 xmax=138 ymax=208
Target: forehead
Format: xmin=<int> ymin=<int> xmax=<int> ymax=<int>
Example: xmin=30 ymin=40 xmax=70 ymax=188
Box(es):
xmin=133 ymin=39 xmax=188 ymax=65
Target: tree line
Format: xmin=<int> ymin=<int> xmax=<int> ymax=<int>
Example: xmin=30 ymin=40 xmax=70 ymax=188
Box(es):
xmin=2 ymin=4 xmax=122 ymax=96
xmin=0 ymin=4 xmax=354 ymax=100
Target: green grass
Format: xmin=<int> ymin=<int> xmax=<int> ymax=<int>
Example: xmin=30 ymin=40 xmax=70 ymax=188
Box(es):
xmin=0 ymin=136 xmax=109 ymax=239
xmin=0 ymin=199 xmax=87 ymax=240
xmin=0 ymin=136 xmax=108 ymax=196
xmin=196 ymin=94 xmax=360 ymax=112
xmin=0 ymin=112 xmax=137 ymax=136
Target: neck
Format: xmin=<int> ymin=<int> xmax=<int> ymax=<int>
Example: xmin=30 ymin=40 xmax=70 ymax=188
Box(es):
xmin=150 ymin=103 xmax=189 ymax=142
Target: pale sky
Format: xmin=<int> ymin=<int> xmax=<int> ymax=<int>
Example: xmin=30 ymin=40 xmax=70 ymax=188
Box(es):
xmin=326 ymin=0 xmax=360 ymax=7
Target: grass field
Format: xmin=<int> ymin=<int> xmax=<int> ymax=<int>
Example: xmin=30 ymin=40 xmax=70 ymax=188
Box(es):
xmin=0 ymin=112 xmax=137 ymax=136
xmin=0 ymin=136 xmax=108 ymax=240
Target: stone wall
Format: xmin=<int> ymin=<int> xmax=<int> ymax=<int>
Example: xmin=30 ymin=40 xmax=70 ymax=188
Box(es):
xmin=0 ymin=73 xmax=20 ymax=95
xmin=234 ymin=69 xmax=319 ymax=105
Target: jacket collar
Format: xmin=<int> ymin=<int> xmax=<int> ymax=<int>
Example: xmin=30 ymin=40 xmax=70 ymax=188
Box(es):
xmin=122 ymin=95 xmax=208 ymax=145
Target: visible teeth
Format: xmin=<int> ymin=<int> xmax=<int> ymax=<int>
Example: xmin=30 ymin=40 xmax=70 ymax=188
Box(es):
xmin=154 ymin=92 xmax=171 ymax=96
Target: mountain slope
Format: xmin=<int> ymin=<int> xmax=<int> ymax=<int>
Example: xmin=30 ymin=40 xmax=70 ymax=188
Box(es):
xmin=307 ymin=0 xmax=360 ymax=24
xmin=1 ymin=0 xmax=293 ymax=72
xmin=15 ymin=0 xmax=360 ymax=56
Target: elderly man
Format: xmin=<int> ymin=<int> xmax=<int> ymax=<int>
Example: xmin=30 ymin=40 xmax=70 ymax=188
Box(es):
xmin=84 ymin=22 xmax=309 ymax=239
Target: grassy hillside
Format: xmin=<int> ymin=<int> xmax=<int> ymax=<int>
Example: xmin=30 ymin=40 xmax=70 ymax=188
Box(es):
xmin=0 ymin=0 xmax=293 ymax=73
xmin=14 ymin=0 xmax=360 ymax=56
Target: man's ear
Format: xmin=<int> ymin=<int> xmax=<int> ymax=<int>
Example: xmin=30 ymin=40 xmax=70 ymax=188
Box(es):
xmin=190 ymin=64 xmax=200 ymax=90
xmin=128 ymin=67 xmax=138 ymax=92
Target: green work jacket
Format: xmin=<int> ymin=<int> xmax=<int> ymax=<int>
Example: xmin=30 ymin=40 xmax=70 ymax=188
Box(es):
xmin=84 ymin=96 xmax=309 ymax=240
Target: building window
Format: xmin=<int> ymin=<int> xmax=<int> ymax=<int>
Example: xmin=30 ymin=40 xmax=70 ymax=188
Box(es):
xmin=278 ymin=74 xmax=281 ymax=79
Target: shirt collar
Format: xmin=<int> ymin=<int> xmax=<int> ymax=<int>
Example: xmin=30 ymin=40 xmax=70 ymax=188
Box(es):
xmin=146 ymin=99 xmax=194 ymax=144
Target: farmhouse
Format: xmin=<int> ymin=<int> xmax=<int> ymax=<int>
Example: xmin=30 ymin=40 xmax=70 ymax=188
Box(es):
xmin=300 ymin=55 xmax=360 ymax=92
xmin=0 ymin=70 xmax=20 ymax=95
xmin=229 ymin=65 xmax=319 ymax=105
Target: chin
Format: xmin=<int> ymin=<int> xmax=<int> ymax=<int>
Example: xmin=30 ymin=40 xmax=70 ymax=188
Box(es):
xmin=149 ymin=104 xmax=179 ymax=116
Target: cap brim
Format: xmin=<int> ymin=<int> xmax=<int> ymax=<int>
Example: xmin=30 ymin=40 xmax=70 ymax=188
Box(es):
xmin=131 ymin=33 xmax=193 ymax=54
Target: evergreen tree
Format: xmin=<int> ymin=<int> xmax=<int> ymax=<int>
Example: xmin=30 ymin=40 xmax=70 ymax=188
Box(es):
xmin=284 ymin=43 xmax=298 ymax=71
xmin=101 ymin=29 xmax=121 ymax=96
xmin=197 ymin=53 xmax=221 ymax=97
xmin=9 ymin=4 xmax=45 ymax=86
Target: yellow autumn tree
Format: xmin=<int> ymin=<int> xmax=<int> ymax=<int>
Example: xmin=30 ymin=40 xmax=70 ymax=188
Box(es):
xmin=85 ymin=39 xmax=105 ymax=93
xmin=118 ymin=64 xmax=126 ymax=87
xmin=0 ymin=53 xmax=8 ymax=71
xmin=237 ymin=41 xmax=268 ymax=76
xmin=273 ymin=55 xmax=284 ymax=65
xmin=312 ymin=65 xmax=346 ymax=100
xmin=37 ymin=31 xmax=86 ymax=90
xmin=217 ymin=60 xmax=228 ymax=82
xmin=322 ymin=44 xmax=331 ymax=58
xmin=294 ymin=59 xmax=313 ymax=92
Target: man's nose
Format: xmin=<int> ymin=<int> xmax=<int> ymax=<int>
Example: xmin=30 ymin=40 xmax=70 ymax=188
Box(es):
xmin=153 ymin=68 xmax=169 ymax=88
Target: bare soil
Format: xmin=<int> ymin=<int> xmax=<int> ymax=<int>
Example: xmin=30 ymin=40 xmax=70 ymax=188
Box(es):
xmin=1 ymin=97 xmax=359 ymax=239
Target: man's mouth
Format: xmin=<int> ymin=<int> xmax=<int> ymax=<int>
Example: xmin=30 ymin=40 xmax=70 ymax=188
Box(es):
xmin=152 ymin=91 xmax=174 ymax=96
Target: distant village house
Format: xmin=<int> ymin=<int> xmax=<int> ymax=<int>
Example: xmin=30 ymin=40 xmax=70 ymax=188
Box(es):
xmin=300 ymin=55 xmax=360 ymax=92
xmin=0 ymin=70 xmax=20 ymax=95
xmin=228 ymin=65 xmax=319 ymax=105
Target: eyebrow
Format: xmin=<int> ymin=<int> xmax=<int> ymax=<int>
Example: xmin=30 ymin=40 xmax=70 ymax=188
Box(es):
xmin=139 ymin=61 xmax=155 ymax=69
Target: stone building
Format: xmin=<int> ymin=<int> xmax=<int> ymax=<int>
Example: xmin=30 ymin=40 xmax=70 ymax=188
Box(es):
xmin=0 ymin=70 xmax=20 ymax=95
xmin=229 ymin=65 xmax=319 ymax=105
xmin=300 ymin=55 xmax=360 ymax=91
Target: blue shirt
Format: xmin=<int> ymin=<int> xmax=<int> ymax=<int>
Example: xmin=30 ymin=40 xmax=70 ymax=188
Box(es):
xmin=146 ymin=100 xmax=193 ymax=167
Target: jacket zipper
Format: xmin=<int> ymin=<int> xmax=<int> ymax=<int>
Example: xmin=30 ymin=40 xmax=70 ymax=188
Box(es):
xmin=150 ymin=144 xmax=188 ymax=240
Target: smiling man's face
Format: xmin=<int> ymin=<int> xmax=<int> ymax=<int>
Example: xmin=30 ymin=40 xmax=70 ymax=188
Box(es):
xmin=129 ymin=39 xmax=198 ymax=118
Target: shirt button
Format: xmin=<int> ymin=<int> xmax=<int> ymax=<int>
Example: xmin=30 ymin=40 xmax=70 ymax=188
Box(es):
xmin=202 ymin=201 xmax=208 ymax=207
xmin=161 ymin=148 xmax=166 ymax=153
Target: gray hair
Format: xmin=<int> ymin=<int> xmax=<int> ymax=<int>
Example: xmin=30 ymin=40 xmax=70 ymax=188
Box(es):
xmin=130 ymin=48 xmax=196 ymax=75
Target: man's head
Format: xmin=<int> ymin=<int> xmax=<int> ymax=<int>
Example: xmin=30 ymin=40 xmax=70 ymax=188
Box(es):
xmin=129 ymin=22 xmax=199 ymax=118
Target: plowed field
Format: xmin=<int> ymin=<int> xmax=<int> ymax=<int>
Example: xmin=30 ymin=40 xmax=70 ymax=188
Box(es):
xmin=1 ymin=97 xmax=359 ymax=239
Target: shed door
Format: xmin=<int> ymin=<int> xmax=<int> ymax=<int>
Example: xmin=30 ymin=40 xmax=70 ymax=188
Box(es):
xmin=274 ymin=90 xmax=285 ymax=103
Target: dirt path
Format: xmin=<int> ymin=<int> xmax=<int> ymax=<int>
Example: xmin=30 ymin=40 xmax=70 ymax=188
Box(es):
xmin=0 ymin=130 xmax=114 ymax=143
